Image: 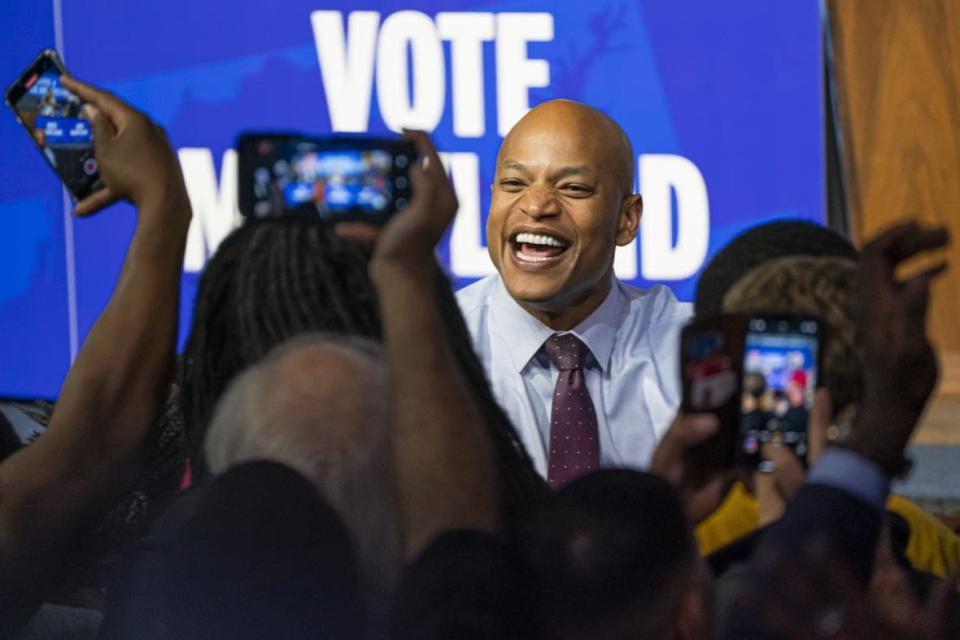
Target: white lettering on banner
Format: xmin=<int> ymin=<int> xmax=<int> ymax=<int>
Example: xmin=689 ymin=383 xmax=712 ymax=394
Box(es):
xmin=441 ymin=152 xmax=495 ymax=277
xmin=377 ymin=11 xmax=446 ymax=132
xmin=311 ymin=11 xmax=380 ymax=132
xmin=639 ymin=154 xmax=709 ymax=280
xmin=311 ymin=10 xmax=551 ymax=135
xmin=175 ymin=149 xmax=709 ymax=282
xmin=436 ymin=12 xmax=495 ymax=138
xmin=495 ymin=13 xmax=553 ymax=136
xmin=177 ymin=12 xmax=710 ymax=282
xmin=179 ymin=148 xmax=241 ymax=273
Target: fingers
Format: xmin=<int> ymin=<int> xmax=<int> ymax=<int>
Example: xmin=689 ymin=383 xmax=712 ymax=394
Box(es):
xmin=74 ymin=186 xmax=118 ymax=217
xmin=761 ymin=442 xmax=806 ymax=498
xmin=81 ymin=103 xmax=117 ymax=142
xmin=657 ymin=413 xmax=720 ymax=461
xmin=402 ymin=129 xmax=444 ymax=178
xmin=60 ymin=76 xmax=130 ymax=127
xmin=886 ymin=225 xmax=949 ymax=263
xmin=667 ymin=412 xmax=720 ymax=449
xmin=808 ymin=387 xmax=831 ymax=464
xmin=649 ymin=412 xmax=718 ymax=485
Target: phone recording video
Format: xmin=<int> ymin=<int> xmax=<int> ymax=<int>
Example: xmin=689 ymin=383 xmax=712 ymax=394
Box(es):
xmin=680 ymin=313 xmax=821 ymax=474
xmin=739 ymin=316 xmax=820 ymax=471
xmin=237 ymin=134 xmax=416 ymax=224
xmin=4 ymin=50 xmax=102 ymax=201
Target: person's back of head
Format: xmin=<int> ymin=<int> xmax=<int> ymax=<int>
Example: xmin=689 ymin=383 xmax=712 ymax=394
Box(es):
xmin=203 ymin=333 xmax=400 ymax=615
xmin=181 ymin=218 xmax=381 ymax=477
xmin=722 ymin=254 xmax=860 ymax=424
xmin=695 ymin=220 xmax=859 ymax=317
xmin=519 ymin=470 xmax=711 ymax=640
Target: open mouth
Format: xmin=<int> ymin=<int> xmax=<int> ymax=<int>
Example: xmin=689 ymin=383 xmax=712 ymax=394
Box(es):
xmin=511 ymin=232 xmax=571 ymax=263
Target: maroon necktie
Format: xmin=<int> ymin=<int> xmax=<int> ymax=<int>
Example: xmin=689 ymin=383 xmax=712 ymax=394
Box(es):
xmin=544 ymin=333 xmax=600 ymax=488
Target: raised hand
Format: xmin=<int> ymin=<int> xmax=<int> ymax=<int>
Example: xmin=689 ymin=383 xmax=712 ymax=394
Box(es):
xmin=846 ymin=222 xmax=949 ymax=474
xmin=369 ymin=130 xmax=457 ymax=271
xmin=61 ymin=75 xmax=187 ymax=217
xmin=649 ymin=412 xmax=736 ymax=523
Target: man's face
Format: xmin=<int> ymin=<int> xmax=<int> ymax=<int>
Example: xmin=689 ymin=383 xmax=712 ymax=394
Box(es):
xmin=487 ymin=109 xmax=635 ymax=317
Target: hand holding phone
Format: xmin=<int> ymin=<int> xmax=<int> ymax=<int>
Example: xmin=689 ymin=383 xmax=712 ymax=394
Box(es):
xmin=5 ymin=49 xmax=102 ymax=201
xmin=60 ymin=76 xmax=186 ymax=216
xmin=680 ymin=313 xmax=823 ymax=473
xmin=237 ymin=132 xmax=417 ymax=225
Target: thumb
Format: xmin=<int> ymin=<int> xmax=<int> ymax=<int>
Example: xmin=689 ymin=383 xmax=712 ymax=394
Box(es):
xmin=82 ymin=103 xmax=116 ymax=143
xmin=761 ymin=442 xmax=806 ymax=499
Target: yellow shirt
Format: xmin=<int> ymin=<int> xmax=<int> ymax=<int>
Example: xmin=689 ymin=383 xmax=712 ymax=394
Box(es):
xmin=696 ymin=483 xmax=960 ymax=578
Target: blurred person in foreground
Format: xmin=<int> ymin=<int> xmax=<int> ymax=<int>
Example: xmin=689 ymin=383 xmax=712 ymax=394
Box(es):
xmin=0 ymin=76 xmax=191 ymax=636
xmin=690 ymin=221 xmax=960 ymax=587
xmin=98 ymin=132 xmax=519 ymax=639
xmin=722 ymin=222 xmax=958 ymax=638
xmin=694 ymin=252 xmax=958 ymax=635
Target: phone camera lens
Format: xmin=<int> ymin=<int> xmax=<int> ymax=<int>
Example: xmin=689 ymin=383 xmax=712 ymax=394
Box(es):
xmin=395 ymin=155 xmax=409 ymax=168
xmin=395 ymin=176 xmax=408 ymax=189
xmin=395 ymin=197 xmax=408 ymax=209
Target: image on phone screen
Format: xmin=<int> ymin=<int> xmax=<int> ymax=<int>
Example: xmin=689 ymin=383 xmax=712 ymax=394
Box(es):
xmin=6 ymin=51 xmax=102 ymax=201
xmin=740 ymin=317 xmax=819 ymax=470
xmin=244 ymin=137 xmax=412 ymax=222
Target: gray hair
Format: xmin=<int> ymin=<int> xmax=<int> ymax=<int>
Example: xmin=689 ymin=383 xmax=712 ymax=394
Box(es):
xmin=204 ymin=332 xmax=400 ymax=609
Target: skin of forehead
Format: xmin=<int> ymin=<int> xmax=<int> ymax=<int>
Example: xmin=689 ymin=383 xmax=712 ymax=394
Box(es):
xmin=496 ymin=99 xmax=635 ymax=196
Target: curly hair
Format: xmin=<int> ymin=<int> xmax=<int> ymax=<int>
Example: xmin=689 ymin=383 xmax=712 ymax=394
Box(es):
xmin=721 ymin=255 xmax=861 ymax=421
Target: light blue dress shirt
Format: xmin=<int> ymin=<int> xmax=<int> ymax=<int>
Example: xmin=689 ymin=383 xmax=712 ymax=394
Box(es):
xmin=457 ymin=274 xmax=693 ymax=477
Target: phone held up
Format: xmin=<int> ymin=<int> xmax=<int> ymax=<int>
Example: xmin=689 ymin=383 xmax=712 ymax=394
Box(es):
xmin=680 ymin=313 xmax=823 ymax=478
xmin=4 ymin=49 xmax=103 ymax=201
xmin=237 ymin=133 xmax=417 ymax=225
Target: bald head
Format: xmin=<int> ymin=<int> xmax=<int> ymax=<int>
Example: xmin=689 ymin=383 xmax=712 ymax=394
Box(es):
xmin=204 ymin=333 xmax=400 ymax=607
xmin=500 ymin=100 xmax=635 ymax=196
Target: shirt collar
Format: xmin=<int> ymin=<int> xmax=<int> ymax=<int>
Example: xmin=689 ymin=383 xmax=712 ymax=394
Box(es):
xmin=489 ymin=275 xmax=627 ymax=373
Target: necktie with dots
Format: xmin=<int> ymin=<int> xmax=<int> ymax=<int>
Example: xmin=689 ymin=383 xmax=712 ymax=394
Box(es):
xmin=543 ymin=333 xmax=600 ymax=488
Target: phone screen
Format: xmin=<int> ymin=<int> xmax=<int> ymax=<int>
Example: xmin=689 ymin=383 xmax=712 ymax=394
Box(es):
xmin=239 ymin=135 xmax=415 ymax=223
xmin=5 ymin=51 xmax=102 ymax=200
xmin=739 ymin=316 xmax=819 ymax=470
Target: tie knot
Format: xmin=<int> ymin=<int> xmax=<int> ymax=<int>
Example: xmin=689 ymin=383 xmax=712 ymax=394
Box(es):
xmin=543 ymin=333 xmax=590 ymax=371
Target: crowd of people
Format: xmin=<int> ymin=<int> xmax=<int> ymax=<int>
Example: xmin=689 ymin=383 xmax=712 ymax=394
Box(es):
xmin=0 ymin=75 xmax=958 ymax=640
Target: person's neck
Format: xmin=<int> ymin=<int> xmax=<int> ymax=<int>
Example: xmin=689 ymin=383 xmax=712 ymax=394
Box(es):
xmin=519 ymin=275 xmax=614 ymax=331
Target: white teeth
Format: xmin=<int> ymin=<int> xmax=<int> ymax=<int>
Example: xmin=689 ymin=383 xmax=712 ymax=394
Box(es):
xmin=515 ymin=232 xmax=567 ymax=248
xmin=515 ymin=249 xmax=553 ymax=262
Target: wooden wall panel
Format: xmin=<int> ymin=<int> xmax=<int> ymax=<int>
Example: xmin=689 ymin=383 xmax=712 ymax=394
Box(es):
xmin=829 ymin=0 xmax=960 ymax=407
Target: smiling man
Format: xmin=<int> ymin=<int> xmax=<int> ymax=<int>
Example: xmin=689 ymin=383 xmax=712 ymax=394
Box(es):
xmin=457 ymin=100 xmax=692 ymax=487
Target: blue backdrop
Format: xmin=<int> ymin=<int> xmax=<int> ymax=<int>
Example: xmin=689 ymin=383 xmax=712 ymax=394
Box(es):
xmin=0 ymin=0 xmax=824 ymax=398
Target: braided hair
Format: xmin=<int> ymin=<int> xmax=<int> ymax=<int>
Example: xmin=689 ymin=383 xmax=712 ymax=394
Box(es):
xmin=429 ymin=266 xmax=551 ymax=523
xmin=180 ymin=218 xmax=380 ymax=478
xmin=181 ymin=217 xmax=547 ymax=520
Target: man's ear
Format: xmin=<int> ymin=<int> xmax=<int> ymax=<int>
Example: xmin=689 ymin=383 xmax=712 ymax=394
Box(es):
xmin=616 ymin=194 xmax=643 ymax=246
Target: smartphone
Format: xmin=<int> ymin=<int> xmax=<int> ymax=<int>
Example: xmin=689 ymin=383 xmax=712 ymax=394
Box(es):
xmin=0 ymin=399 xmax=50 ymax=463
xmin=680 ymin=314 xmax=747 ymax=479
xmin=237 ymin=133 xmax=417 ymax=224
xmin=680 ymin=313 xmax=822 ymax=474
xmin=4 ymin=49 xmax=103 ymax=201
xmin=739 ymin=315 xmax=821 ymax=471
